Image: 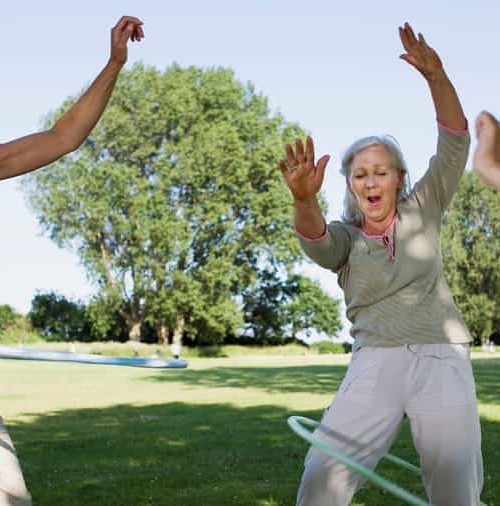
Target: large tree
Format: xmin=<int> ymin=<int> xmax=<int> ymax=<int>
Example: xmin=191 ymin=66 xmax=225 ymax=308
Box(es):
xmin=442 ymin=171 xmax=500 ymax=344
xmin=23 ymin=63 xmax=339 ymax=343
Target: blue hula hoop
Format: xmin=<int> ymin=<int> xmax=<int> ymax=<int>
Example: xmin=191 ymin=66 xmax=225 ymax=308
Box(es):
xmin=0 ymin=346 xmax=187 ymax=369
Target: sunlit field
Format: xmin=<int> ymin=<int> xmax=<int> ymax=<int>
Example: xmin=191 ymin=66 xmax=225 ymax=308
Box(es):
xmin=1 ymin=352 xmax=498 ymax=505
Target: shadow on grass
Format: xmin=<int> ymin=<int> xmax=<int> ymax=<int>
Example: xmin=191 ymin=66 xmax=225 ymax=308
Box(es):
xmin=141 ymin=357 xmax=500 ymax=407
xmin=11 ymin=402 xmax=307 ymax=506
xmin=6 ymin=360 xmax=499 ymax=506
xmin=143 ymin=364 xmax=348 ymax=396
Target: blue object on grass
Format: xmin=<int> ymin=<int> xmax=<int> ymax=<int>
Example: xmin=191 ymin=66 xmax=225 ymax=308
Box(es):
xmin=0 ymin=345 xmax=187 ymax=369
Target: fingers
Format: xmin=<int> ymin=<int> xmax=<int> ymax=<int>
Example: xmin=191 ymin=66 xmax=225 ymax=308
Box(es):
xmin=473 ymin=111 xmax=500 ymax=173
xmin=479 ymin=111 xmax=499 ymax=128
xmin=280 ymin=139 xmax=329 ymax=173
xmin=398 ymin=25 xmax=410 ymax=52
xmin=132 ymin=24 xmax=145 ymax=42
xmin=315 ymin=154 xmax=331 ymax=182
xmin=475 ymin=114 xmax=486 ymax=139
xmin=284 ymin=138 xmax=308 ymax=167
xmin=476 ymin=111 xmax=499 ymax=141
xmin=282 ymin=137 xmax=326 ymax=174
xmin=117 ymin=24 xmax=134 ymax=47
xmin=404 ymin=22 xmax=418 ymax=45
xmin=278 ymin=159 xmax=288 ymax=177
xmin=473 ymin=111 xmax=500 ymax=190
xmin=109 ymin=16 xmax=144 ymax=65
xmin=113 ymin=16 xmax=144 ymax=43
xmin=295 ymin=138 xmax=305 ymax=164
xmin=399 ymin=22 xmax=430 ymax=56
xmin=285 ymin=143 xmax=298 ymax=168
xmin=305 ymin=136 xmax=314 ymax=165
xmin=418 ymin=32 xmax=429 ymax=48
xmin=398 ymin=22 xmax=417 ymax=52
xmin=114 ymin=16 xmax=144 ymax=32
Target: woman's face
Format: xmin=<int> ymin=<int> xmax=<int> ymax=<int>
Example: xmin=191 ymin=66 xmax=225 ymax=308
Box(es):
xmin=348 ymin=144 xmax=403 ymax=231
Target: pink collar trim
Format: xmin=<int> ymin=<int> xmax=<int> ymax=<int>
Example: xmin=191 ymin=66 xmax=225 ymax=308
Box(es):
xmin=360 ymin=215 xmax=397 ymax=262
xmin=360 ymin=214 xmax=396 ymax=239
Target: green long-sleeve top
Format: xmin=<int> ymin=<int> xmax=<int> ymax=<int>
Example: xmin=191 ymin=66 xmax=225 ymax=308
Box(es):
xmin=299 ymin=125 xmax=471 ymax=349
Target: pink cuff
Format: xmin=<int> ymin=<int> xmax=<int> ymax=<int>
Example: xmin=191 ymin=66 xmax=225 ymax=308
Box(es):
xmin=437 ymin=119 xmax=469 ymax=136
xmin=294 ymin=223 xmax=328 ymax=242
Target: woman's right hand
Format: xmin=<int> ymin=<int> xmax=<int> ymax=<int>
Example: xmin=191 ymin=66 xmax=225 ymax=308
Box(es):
xmin=279 ymin=136 xmax=330 ymax=203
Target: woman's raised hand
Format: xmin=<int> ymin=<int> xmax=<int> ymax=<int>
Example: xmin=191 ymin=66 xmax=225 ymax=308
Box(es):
xmin=279 ymin=136 xmax=330 ymax=203
xmin=398 ymin=22 xmax=444 ymax=82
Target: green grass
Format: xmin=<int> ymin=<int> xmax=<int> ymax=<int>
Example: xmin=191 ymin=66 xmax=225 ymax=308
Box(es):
xmin=1 ymin=353 xmax=498 ymax=505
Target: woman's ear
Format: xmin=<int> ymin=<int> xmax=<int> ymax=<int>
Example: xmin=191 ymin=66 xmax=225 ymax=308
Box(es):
xmin=397 ymin=170 xmax=405 ymax=190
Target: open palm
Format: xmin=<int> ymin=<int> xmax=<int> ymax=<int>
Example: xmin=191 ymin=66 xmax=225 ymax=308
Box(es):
xmin=399 ymin=22 xmax=443 ymax=81
xmin=278 ymin=136 xmax=330 ymax=202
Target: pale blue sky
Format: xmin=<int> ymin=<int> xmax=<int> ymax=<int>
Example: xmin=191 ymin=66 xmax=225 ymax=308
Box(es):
xmin=1 ymin=0 xmax=499 ymax=340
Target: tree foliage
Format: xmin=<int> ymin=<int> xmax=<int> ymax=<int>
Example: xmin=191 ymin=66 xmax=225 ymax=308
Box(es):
xmin=285 ymin=275 xmax=342 ymax=339
xmin=23 ymin=64 xmax=340 ymax=344
xmin=442 ymin=171 xmax=500 ymax=344
xmin=29 ymin=292 xmax=89 ymax=342
xmin=242 ymin=272 xmax=341 ymax=344
xmin=0 ymin=304 xmax=18 ymax=333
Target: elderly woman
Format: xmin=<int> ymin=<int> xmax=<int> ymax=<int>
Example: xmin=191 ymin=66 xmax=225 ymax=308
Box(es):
xmin=0 ymin=16 xmax=143 ymax=505
xmin=474 ymin=111 xmax=500 ymax=191
xmin=280 ymin=23 xmax=483 ymax=506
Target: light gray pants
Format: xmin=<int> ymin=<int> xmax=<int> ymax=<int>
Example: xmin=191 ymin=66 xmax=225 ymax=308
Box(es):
xmin=0 ymin=417 xmax=31 ymax=505
xmin=297 ymin=344 xmax=483 ymax=506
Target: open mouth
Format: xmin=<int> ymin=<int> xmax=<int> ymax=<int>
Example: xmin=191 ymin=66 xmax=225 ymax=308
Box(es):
xmin=367 ymin=196 xmax=381 ymax=204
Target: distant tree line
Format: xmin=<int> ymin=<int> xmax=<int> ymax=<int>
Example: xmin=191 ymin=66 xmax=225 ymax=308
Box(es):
xmin=16 ymin=279 xmax=339 ymax=345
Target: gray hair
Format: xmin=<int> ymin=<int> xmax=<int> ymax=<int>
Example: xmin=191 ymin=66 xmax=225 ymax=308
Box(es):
xmin=340 ymin=135 xmax=411 ymax=227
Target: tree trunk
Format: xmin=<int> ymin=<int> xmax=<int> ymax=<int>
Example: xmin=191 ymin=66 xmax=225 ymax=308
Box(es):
xmin=156 ymin=324 xmax=168 ymax=344
xmin=173 ymin=313 xmax=185 ymax=346
xmin=128 ymin=299 xmax=142 ymax=341
xmin=128 ymin=321 xmax=142 ymax=341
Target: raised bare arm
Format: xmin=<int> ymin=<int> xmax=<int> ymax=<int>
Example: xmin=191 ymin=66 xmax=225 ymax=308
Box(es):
xmin=399 ymin=22 xmax=466 ymax=131
xmin=0 ymin=15 xmax=144 ymax=181
xmin=279 ymin=136 xmax=330 ymax=239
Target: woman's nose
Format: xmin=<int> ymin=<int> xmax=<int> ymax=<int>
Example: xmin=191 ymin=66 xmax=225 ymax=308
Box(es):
xmin=365 ymin=175 xmax=377 ymax=188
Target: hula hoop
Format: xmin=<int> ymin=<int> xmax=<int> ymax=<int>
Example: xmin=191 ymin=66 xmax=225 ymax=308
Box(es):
xmin=288 ymin=416 xmax=488 ymax=506
xmin=0 ymin=346 xmax=187 ymax=369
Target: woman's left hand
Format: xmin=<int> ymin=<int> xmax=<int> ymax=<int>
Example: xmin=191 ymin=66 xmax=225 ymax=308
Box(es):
xmin=399 ymin=22 xmax=444 ymax=82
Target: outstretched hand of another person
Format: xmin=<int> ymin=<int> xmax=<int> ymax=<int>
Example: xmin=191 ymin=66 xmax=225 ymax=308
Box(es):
xmin=0 ymin=15 xmax=144 ymax=181
xmin=398 ymin=22 xmax=444 ymax=82
xmin=279 ymin=136 xmax=330 ymax=203
xmin=109 ymin=15 xmax=144 ymax=66
xmin=474 ymin=111 xmax=500 ymax=191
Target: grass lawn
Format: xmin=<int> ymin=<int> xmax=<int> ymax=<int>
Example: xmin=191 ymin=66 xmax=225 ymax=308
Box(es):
xmin=1 ymin=352 xmax=498 ymax=505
